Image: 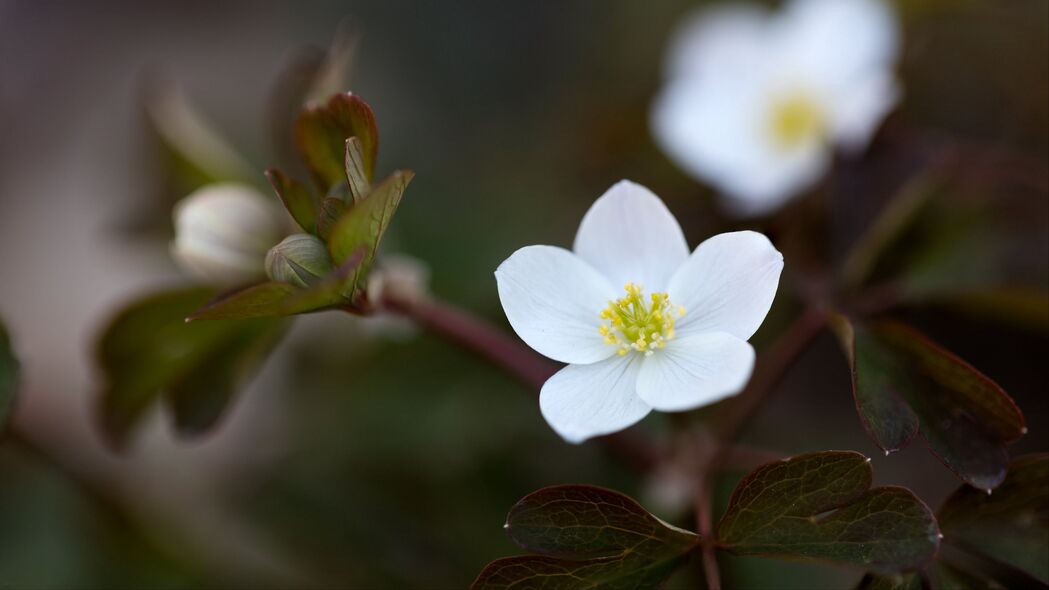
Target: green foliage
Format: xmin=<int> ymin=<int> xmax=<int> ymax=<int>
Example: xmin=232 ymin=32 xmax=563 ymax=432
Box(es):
xmin=0 ymin=318 xmax=19 ymax=433
xmin=327 ymin=170 xmax=414 ymax=301
xmin=186 ymin=248 xmax=366 ymax=321
xmin=295 ymin=92 xmax=378 ymax=192
xmin=95 ymin=288 xmax=286 ymax=447
xmin=472 ymin=485 xmax=698 ymax=589
xmin=717 ymin=451 xmax=940 ymax=575
xmin=831 ymin=316 xmax=1025 ymax=490
xmin=266 ymin=169 xmax=319 ymax=234
xmin=938 ymin=453 xmax=1048 ymax=585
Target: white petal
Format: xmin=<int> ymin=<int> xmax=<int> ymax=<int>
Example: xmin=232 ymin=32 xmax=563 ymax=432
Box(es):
xmin=827 ymin=71 xmax=900 ymax=152
xmin=540 ymin=354 xmax=650 ymax=443
xmin=637 ymin=332 xmax=755 ymax=412
xmin=651 ymin=74 xmax=830 ymax=217
xmin=572 ymin=181 xmax=689 ymax=291
xmin=496 ymin=245 xmax=618 ymax=364
xmin=778 ymin=0 xmax=899 ymax=85
xmin=664 ymin=4 xmax=771 ymax=81
xmin=668 ymin=231 xmax=784 ymax=340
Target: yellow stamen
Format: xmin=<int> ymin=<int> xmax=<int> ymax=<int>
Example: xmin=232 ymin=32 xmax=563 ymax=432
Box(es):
xmin=598 ymin=283 xmax=684 ymax=356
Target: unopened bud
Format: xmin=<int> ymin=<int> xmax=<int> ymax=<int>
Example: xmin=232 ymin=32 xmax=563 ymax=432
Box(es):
xmin=171 ymin=183 xmax=286 ymax=285
xmin=265 ymin=233 xmax=333 ymax=287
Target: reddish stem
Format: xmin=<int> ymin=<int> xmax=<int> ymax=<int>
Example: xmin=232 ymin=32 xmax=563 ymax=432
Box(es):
xmin=380 ymin=291 xmax=660 ymax=471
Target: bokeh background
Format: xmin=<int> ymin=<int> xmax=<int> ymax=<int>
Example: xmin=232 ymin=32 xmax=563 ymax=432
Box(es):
xmin=0 ymin=1 xmax=1046 ymax=588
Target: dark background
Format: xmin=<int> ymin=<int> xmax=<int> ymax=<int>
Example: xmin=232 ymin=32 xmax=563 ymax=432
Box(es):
xmin=0 ymin=1 xmax=1046 ymax=587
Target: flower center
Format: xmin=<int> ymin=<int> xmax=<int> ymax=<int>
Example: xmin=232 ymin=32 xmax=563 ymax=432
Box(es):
xmin=599 ymin=283 xmax=685 ymax=357
xmin=768 ymin=92 xmax=826 ymax=150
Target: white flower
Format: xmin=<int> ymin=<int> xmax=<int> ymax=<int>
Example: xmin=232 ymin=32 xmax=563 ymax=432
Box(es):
xmin=171 ymin=183 xmax=287 ymax=285
xmin=651 ymin=0 xmax=900 ymax=216
xmin=495 ymin=181 xmax=783 ymax=443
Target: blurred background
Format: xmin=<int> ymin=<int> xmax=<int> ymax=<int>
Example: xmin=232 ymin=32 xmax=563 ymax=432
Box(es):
xmin=0 ymin=0 xmax=1046 ymax=588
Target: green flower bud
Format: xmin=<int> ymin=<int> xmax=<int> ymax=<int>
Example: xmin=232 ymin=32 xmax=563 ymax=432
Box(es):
xmin=171 ymin=183 xmax=286 ymax=285
xmin=265 ymin=234 xmax=334 ymax=288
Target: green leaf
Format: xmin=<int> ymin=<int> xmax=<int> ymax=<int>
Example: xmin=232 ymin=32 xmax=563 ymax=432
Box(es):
xmin=855 ymin=572 xmax=922 ymax=590
xmin=187 ymin=249 xmax=367 ymax=321
xmin=0 ymin=319 xmax=19 ymax=433
xmin=472 ymin=485 xmax=698 ymax=590
xmin=186 ymin=283 xmax=300 ymax=321
xmin=266 ymin=168 xmax=319 ymax=234
xmin=295 ymin=93 xmax=378 ymax=192
xmin=717 ymin=451 xmax=940 ymax=575
xmin=938 ymin=454 xmax=1048 ymax=584
xmin=166 ymin=318 xmax=286 ymax=435
xmin=344 ymin=137 xmax=370 ymax=203
xmin=95 ymin=288 xmax=285 ymax=447
xmin=831 ymin=316 xmax=1025 ymax=490
xmin=327 ymin=170 xmax=414 ymax=300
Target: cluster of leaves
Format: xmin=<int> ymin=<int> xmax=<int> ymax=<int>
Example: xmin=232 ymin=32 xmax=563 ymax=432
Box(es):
xmin=475 ymin=452 xmax=1047 ymax=589
xmin=95 ymin=34 xmax=412 ymax=447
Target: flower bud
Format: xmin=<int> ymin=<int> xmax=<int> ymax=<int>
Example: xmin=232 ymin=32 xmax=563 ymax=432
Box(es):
xmin=265 ymin=233 xmax=334 ymax=288
xmin=171 ymin=183 xmax=286 ymax=285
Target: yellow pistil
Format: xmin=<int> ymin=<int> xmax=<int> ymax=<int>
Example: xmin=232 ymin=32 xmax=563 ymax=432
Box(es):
xmin=599 ymin=283 xmax=685 ymax=357
xmin=768 ymin=91 xmax=826 ymax=150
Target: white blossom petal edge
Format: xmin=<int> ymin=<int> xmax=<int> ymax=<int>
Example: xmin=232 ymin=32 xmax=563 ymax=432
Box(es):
xmin=495 ymin=180 xmax=783 ymax=443
xmin=651 ymin=0 xmax=901 ymax=216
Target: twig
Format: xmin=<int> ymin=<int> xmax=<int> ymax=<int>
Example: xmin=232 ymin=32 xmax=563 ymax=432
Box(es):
xmin=695 ymin=473 xmax=721 ymax=590
xmin=692 ymin=306 xmax=827 ymax=587
xmin=379 ymin=291 xmax=660 ymax=471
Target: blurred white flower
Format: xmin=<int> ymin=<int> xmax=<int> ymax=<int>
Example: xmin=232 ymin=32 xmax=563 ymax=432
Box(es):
xmin=651 ymin=0 xmax=901 ymax=215
xmin=495 ymin=181 xmax=783 ymax=443
xmin=171 ymin=183 xmax=287 ymax=285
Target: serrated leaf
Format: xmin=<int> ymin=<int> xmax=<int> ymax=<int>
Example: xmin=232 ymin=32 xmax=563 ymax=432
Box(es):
xmin=95 ymin=288 xmax=285 ymax=446
xmin=473 ymin=553 xmax=690 ymax=590
xmin=187 ymin=248 xmax=366 ymax=321
xmin=832 ymin=316 xmax=1025 ymax=490
xmin=327 ymin=170 xmax=414 ymax=299
xmin=295 ymin=92 xmax=378 ymax=192
xmin=266 ymin=168 xmax=319 ymax=234
xmin=938 ymin=454 xmax=1048 ymax=584
xmin=472 ymin=485 xmax=698 ymax=590
xmin=717 ymin=451 xmax=940 ymax=575
xmin=0 ymin=318 xmax=19 ymax=433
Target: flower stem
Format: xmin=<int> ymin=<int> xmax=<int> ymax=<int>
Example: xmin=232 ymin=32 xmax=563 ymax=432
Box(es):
xmin=695 ymin=478 xmax=721 ymax=590
xmin=692 ymin=306 xmax=826 ymax=587
xmin=379 ymin=290 xmax=660 ymax=471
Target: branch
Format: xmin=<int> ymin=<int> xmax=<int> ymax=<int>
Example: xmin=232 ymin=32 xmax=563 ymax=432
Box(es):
xmin=379 ymin=290 xmax=660 ymax=471
xmin=692 ymin=306 xmax=827 ymax=587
